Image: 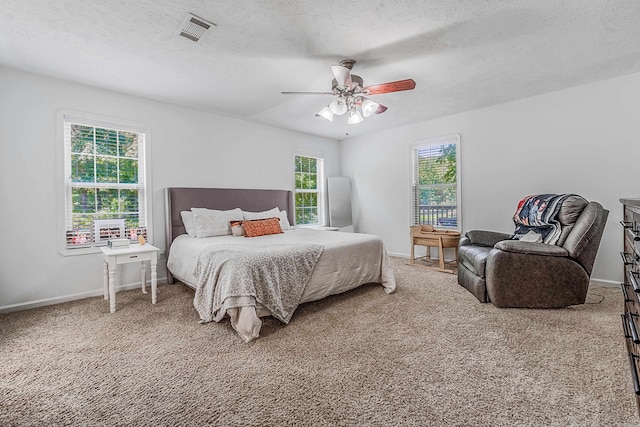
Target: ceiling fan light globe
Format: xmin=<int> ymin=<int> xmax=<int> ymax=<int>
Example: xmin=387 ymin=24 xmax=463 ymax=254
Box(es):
xmin=348 ymin=110 xmax=364 ymax=124
xmin=361 ymin=99 xmax=379 ymax=117
xmin=329 ymin=97 xmax=348 ymax=115
xmin=316 ymin=106 xmax=333 ymax=122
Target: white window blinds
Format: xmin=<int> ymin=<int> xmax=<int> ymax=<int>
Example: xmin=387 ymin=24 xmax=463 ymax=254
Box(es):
xmin=294 ymin=154 xmax=324 ymax=226
xmin=412 ymin=135 xmax=460 ymax=228
xmin=63 ymin=116 xmax=148 ymax=249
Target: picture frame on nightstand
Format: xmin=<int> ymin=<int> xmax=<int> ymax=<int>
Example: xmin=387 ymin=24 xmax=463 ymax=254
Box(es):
xmin=94 ymin=219 xmax=125 ymax=243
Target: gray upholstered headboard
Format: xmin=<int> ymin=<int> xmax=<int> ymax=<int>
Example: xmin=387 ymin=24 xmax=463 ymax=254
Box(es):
xmin=164 ymin=187 xmax=295 ymax=284
xmin=164 ymin=186 xmax=295 ymax=253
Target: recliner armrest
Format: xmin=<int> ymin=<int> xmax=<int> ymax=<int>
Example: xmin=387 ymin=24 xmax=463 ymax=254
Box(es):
xmin=465 ymin=230 xmax=512 ymax=247
xmin=494 ymin=240 xmax=569 ymax=257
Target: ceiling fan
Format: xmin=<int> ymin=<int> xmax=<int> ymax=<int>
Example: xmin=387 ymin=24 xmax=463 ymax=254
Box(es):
xmin=281 ymin=59 xmax=416 ymax=124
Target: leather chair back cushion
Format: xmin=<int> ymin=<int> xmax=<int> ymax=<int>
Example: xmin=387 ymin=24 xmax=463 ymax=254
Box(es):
xmin=561 ymin=202 xmax=608 ymax=274
xmin=556 ymin=195 xmax=588 ymax=246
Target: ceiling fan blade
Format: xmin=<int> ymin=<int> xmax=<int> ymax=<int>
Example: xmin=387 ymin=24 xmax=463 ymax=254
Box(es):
xmin=331 ymin=65 xmax=353 ymax=89
xmin=364 ymin=79 xmax=416 ymax=95
xmin=359 ymin=97 xmax=388 ymax=116
xmin=374 ymin=103 xmax=388 ymax=114
xmin=281 ymin=91 xmax=334 ymax=95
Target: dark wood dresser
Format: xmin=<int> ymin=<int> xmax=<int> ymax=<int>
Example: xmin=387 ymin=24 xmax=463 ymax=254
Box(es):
xmin=620 ymin=198 xmax=640 ymax=415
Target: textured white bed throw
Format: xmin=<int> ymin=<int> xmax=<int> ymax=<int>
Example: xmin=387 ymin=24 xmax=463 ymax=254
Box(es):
xmin=193 ymin=243 xmax=323 ymax=328
xmin=168 ymin=229 xmax=396 ymax=342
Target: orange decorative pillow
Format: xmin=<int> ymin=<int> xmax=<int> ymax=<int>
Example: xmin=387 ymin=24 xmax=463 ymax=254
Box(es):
xmin=243 ymin=217 xmax=283 ymax=237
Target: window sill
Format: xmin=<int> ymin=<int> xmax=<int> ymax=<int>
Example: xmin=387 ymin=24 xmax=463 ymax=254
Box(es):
xmin=59 ymin=240 xmax=156 ymax=256
xmin=58 ymin=246 xmax=103 ymax=256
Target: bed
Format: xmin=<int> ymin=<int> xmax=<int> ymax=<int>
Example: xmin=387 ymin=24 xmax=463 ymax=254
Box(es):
xmin=164 ymin=187 xmax=396 ymax=342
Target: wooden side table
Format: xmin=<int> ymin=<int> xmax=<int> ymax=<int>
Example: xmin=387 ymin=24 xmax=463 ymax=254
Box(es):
xmin=100 ymin=244 xmax=160 ymax=313
xmin=409 ymin=226 xmax=461 ymax=273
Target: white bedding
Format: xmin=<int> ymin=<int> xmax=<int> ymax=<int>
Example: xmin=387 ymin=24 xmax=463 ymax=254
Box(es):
xmin=167 ymin=228 xmax=396 ymax=341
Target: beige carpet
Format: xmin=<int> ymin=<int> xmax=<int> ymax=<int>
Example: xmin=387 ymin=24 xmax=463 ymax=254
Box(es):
xmin=1 ymin=257 xmax=637 ymax=426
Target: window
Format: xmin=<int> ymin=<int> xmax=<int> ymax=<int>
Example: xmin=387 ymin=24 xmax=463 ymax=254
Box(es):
xmin=411 ymin=134 xmax=461 ymax=229
xmin=59 ymin=112 xmax=150 ymax=252
xmin=294 ymin=154 xmax=324 ymax=226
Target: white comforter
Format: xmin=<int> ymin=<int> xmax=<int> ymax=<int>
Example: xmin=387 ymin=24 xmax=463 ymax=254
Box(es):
xmin=167 ymin=229 xmax=396 ymax=341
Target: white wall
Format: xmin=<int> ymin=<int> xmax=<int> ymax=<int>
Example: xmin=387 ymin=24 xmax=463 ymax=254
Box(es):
xmin=2 ymin=65 xmax=636 ymax=310
xmin=0 ymin=66 xmax=339 ymax=310
xmin=341 ymin=71 xmax=640 ymax=284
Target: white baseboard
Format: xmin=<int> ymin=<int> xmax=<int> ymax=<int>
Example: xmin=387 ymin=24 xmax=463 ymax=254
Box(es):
xmin=590 ymin=278 xmax=620 ymax=288
xmin=0 ymin=276 xmax=168 ymax=314
xmin=388 ymin=252 xmax=410 ymax=259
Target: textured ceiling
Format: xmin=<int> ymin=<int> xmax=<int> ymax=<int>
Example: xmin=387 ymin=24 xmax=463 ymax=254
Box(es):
xmin=1 ymin=0 xmax=640 ymax=140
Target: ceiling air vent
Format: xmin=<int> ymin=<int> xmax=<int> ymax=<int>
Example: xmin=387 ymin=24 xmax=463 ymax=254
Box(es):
xmin=178 ymin=13 xmax=216 ymax=42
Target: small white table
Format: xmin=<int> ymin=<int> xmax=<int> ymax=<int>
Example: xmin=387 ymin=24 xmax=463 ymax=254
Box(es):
xmin=100 ymin=244 xmax=160 ymax=313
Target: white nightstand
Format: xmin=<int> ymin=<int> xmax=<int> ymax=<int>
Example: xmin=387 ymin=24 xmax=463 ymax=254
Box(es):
xmin=100 ymin=243 xmax=160 ymax=313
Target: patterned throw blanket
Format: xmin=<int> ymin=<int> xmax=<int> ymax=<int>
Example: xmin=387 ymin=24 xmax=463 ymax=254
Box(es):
xmin=512 ymin=194 xmax=575 ymax=245
xmin=193 ymin=243 xmax=323 ymax=324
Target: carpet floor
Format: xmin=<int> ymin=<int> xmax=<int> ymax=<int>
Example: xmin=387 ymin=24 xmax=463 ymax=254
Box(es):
xmin=1 ymin=257 xmax=637 ymax=426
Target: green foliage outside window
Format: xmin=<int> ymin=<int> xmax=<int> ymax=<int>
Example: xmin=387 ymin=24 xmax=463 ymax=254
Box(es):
xmin=295 ymin=192 xmax=318 ymax=225
xmin=415 ymin=143 xmax=458 ymax=227
xmin=67 ymin=123 xmax=144 ymax=245
xmin=417 ymin=144 xmax=456 ymax=185
xmin=70 ymin=125 xmax=139 ymax=184
xmin=294 ymin=155 xmax=320 ymax=225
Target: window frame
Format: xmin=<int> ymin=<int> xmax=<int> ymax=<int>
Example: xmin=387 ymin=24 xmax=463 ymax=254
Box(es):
xmin=410 ymin=134 xmax=461 ymax=231
xmin=293 ymin=152 xmax=325 ymax=227
xmin=56 ymin=110 xmax=152 ymax=256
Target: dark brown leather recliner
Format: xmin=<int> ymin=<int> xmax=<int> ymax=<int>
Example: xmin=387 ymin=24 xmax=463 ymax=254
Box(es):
xmin=457 ymin=197 xmax=608 ymax=308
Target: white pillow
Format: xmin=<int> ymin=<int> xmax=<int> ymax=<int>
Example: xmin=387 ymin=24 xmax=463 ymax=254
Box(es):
xmin=180 ymin=211 xmax=196 ymax=237
xmin=243 ymin=207 xmax=280 ymax=221
xmin=278 ymin=210 xmax=293 ymax=230
xmin=191 ymin=208 xmax=243 ymax=238
xmin=243 ymin=207 xmax=293 ymax=230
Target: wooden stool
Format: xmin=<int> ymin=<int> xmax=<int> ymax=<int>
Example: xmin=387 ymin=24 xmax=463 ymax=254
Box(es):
xmin=409 ymin=225 xmax=461 ymax=273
